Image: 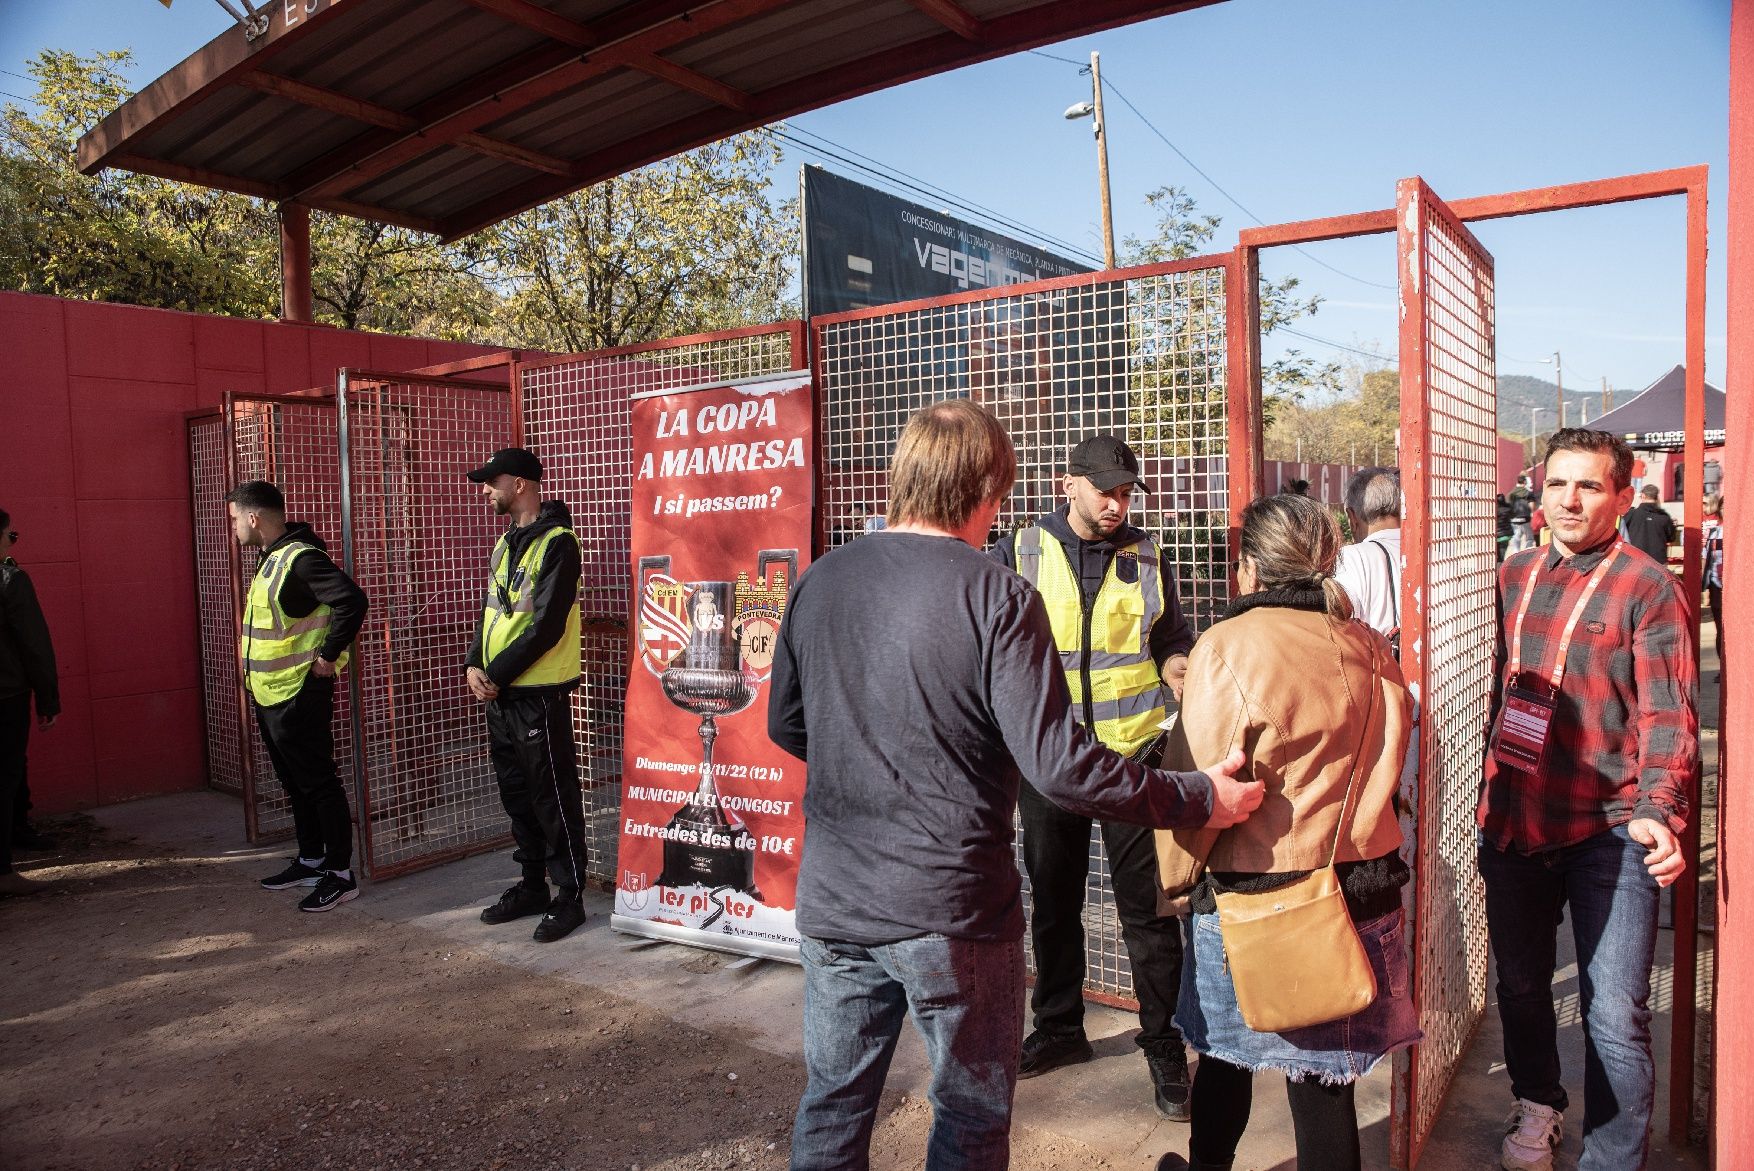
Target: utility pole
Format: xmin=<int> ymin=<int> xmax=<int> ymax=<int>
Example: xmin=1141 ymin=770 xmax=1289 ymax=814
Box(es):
xmin=1090 ymin=51 xmax=1116 ymax=270
xmin=1554 ymin=350 xmax=1564 ymax=429
xmin=1603 ymin=375 xmax=1613 ymax=413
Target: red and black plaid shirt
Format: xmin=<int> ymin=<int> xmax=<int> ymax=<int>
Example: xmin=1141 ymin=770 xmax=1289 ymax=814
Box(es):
xmin=1478 ymin=537 xmax=1697 ymax=853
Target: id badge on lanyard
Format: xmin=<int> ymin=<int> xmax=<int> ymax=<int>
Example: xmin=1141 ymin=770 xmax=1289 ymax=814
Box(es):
xmin=1490 ymin=543 xmax=1622 ymax=775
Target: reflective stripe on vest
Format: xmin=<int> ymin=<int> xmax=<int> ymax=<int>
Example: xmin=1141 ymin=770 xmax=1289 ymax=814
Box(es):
xmin=481 ymin=526 xmax=582 ymax=687
xmin=1013 ymin=525 xmax=1167 ymax=756
xmin=241 ymin=542 xmax=349 ymax=705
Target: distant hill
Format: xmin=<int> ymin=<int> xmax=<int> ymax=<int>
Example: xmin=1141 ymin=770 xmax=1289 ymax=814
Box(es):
xmin=1497 ymin=374 xmax=1611 ymax=435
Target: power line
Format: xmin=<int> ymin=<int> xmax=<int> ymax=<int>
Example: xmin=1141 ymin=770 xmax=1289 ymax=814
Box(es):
xmin=1276 ymin=326 xmax=1398 ymax=366
xmin=771 ymin=123 xmax=1101 ymax=264
xmin=766 ymin=125 xmax=1103 ymax=265
xmin=1030 ymin=50 xmax=1396 ymax=293
xmin=774 ymin=122 xmax=1099 ymax=260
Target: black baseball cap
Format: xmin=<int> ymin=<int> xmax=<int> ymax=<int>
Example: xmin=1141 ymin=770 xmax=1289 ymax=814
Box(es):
xmin=466 ymin=447 xmax=543 ymax=483
xmin=1068 ymin=435 xmax=1150 ymax=493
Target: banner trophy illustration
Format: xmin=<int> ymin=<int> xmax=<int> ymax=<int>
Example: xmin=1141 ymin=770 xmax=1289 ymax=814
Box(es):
xmin=614 ymin=369 xmax=813 ymax=960
xmin=639 ymin=551 xmax=796 ymax=895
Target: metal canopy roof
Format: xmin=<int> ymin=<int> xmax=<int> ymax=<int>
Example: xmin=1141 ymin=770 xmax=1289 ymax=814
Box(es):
xmin=78 ymin=0 xmax=1218 ymax=241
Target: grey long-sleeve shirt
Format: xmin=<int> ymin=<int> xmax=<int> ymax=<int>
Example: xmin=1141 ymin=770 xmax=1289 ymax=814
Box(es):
xmin=768 ymin=531 xmax=1215 ymax=945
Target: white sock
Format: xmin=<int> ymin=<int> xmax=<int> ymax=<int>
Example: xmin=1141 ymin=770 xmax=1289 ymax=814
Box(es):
xmin=327 ymin=868 xmax=352 ymax=881
xmin=298 ymin=856 xmax=324 ymax=869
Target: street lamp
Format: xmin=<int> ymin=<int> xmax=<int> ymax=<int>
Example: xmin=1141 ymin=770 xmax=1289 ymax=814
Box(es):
xmin=1529 ymin=405 xmax=1554 ymax=463
xmin=1062 ymin=51 xmax=1116 ymax=269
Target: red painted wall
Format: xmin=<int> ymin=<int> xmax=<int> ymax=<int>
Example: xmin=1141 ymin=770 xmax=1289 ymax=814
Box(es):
xmin=0 ymin=291 xmax=500 ymax=815
xmin=1717 ymin=0 xmax=1752 ymax=1161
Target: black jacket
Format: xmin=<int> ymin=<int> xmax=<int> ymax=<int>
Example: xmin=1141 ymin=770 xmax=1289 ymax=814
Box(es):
xmin=465 ymin=500 xmax=581 ymax=692
xmin=991 ymin=507 xmax=1195 ymax=726
xmin=1622 ymin=501 xmax=1677 ymax=565
xmin=0 ymin=559 xmax=59 ymax=717
xmin=258 ymin=525 xmax=369 ymax=664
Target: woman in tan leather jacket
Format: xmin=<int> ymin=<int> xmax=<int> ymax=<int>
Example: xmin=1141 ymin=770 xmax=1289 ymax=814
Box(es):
xmin=1155 ymin=493 xmax=1420 ymax=1171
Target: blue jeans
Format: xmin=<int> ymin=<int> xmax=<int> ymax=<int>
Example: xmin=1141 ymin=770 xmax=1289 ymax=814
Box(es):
xmin=791 ymin=932 xmax=1024 ymax=1171
xmin=1479 ymin=824 xmax=1661 ymax=1170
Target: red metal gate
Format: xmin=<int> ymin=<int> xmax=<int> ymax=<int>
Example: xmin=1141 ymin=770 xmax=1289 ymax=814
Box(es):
xmin=187 ymin=411 xmax=243 ymax=800
xmin=812 ymin=256 xmax=1250 ymax=1006
xmin=514 ymin=324 xmax=807 ymax=884
xmin=186 ymin=394 xmax=359 ymax=844
xmin=337 ymin=370 xmax=519 ymax=879
xmin=1392 ymin=177 xmax=1498 ymax=1166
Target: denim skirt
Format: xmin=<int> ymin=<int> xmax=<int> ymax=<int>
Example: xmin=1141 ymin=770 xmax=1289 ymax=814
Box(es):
xmin=1173 ymin=907 xmax=1423 ymax=1085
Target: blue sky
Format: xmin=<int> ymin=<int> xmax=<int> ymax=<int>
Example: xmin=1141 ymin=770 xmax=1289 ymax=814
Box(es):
xmin=1 ymin=0 xmax=1731 ymax=406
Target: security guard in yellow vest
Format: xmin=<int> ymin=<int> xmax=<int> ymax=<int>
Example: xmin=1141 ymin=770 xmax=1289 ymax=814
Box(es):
xmin=228 ymin=480 xmax=368 ymax=913
xmin=992 ymin=435 xmax=1197 ymax=1119
xmin=465 ymin=448 xmax=589 ymax=944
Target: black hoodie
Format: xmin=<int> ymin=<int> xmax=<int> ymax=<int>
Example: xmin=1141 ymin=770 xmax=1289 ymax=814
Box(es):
xmin=991 ymin=506 xmax=1195 ymax=724
xmin=257 ymin=524 xmax=369 ymax=665
xmin=0 ymin=559 xmax=59 ymax=718
xmin=465 ymin=499 xmax=581 ymax=692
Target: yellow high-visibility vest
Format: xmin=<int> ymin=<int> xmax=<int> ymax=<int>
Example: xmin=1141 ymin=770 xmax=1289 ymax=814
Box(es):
xmin=480 ymin=526 xmax=581 ymax=687
xmin=241 ymin=542 xmax=350 ymax=705
xmin=1013 ymin=527 xmax=1168 ymax=757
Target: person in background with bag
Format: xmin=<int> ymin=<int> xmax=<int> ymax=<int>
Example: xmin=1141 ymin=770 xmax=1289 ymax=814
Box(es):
xmin=1152 ymin=493 xmax=1419 ymax=1171
xmin=1333 ymin=466 xmax=1402 ymax=648
xmin=1704 ymin=493 xmax=1724 ymax=665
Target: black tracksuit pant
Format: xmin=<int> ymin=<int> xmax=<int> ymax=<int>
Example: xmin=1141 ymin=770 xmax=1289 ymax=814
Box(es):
xmin=0 ymin=692 xmax=28 ymax=875
xmin=486 ymin=688 xmax=587 ymax=898
xmin=1020 ymin=779 xmax=1184 ymax=1054
xmin=253 ymin=674 xmax=353 ymax=871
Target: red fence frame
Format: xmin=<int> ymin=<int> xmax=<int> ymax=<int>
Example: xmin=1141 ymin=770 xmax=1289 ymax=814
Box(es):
xmin=1238 ymin=165 xmax=1712 ymax=1162
xmin=337 ymin=367 xmax=520 ymax=881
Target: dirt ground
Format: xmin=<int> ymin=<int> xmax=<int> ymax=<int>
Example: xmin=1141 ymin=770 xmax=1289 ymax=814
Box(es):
xmin=0 ymin=818 xmax=1108 ymax=1171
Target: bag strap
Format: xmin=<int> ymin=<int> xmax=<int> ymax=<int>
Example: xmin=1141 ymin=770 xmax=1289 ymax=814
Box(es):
xmin=1323 ymin=629 xmax=1381 ymax=870
xmin=1374 ymin=540 xmax=1398 ymax=625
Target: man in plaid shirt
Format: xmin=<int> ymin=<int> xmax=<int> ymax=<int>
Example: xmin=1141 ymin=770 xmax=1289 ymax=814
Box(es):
xmin=1480 ymin=429 xmax=1696 ymax=1171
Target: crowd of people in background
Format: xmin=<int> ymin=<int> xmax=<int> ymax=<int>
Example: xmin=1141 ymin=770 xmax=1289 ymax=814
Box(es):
xmin=0 ymin=404 xmax=1711 ymax=1171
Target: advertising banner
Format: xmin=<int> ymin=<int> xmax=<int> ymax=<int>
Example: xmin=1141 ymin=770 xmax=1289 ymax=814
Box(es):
xmin=802 ymin=165 xmax=1093 ymax=317
xmin=612 ymin=369 xmax=814 ymax=961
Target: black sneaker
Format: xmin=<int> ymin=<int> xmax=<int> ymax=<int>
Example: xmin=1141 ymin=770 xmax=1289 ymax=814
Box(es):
xmin=1017 ymin=1028 xmax=1093 ymax=1079
xmin=260 ymin=859 xmax=324 ymax=890
xmin=1148 ymin=1045 xmax=1192 ymax=1121
xmin=480 ymin=882 xmax=551 ymax=925
xmin=12 ymin=825 xmax=58 ymax=851
xmin=298 ymin=872 xmax=359 ymax=913
xmin=532 ymin=897 xmax=586 ymax=943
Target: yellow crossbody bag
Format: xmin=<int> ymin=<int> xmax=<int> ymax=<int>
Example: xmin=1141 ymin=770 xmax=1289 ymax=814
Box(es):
xmin=1214 ymin=636 xmax=1380 ymax=1033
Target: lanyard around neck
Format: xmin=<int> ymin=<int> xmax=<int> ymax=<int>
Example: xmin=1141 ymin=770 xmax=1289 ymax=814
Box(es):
xmin=1507 ymin=541 xmax=1623 ymax=692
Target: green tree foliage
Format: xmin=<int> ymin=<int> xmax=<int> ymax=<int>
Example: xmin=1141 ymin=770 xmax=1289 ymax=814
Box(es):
xmin=0 ymin=49 xmax=277 ymax=315
xmin=1264 ymin=361 xmax=1401 ymax=463
xmin=1 ymin=51 xmax=795 ymax=351
xmin=1120 ymin=183 xmax=1340 ymax=432
xmin=479 ymin=135 xmax=793 ymax=352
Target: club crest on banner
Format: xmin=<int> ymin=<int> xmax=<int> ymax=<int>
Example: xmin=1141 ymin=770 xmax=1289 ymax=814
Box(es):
xmin=638 ymin=573 xmax=691 ymax=676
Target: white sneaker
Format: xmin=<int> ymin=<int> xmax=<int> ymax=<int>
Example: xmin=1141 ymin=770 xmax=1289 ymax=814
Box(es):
xmin=1501 ymin=1098 xmax=1563 ymax=1171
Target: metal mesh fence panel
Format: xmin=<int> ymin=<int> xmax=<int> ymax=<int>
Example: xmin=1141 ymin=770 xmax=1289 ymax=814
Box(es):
xmin=339 ymin=374 xmax=521 ymax=878
xmin=188 ymin=414 xmax=244 ymax=798
xmin=517 ymin=326 xmax=804 ymax=884
xmin=225 ymin=395 xmax=358 ymax=844
xmin=814 ymin=263 xmax=1232 ymax=1005
xmin=1393 ymin=180 xmax=1496 ymax=1165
